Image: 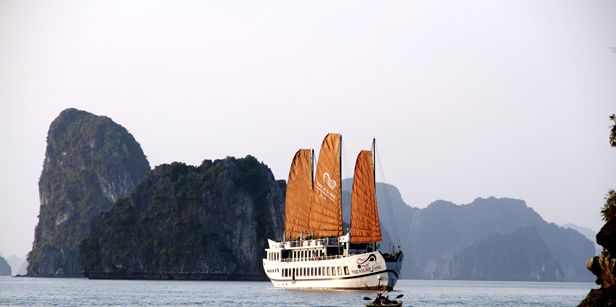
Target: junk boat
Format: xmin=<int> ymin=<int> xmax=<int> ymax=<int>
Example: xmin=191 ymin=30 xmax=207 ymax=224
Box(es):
xmin=263 ymin=133 xmax=403 ymax=290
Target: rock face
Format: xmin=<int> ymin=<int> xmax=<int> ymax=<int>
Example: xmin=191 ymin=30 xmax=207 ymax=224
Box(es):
xmin=28 ymin=108 xmax=150 ymax=277
xmin=401 ymin=197 xmax=594 ymax=281
xmin=345 ymin=185 xmax=595 ymax=282
xmin=579 ymin=218 xmax=616 ymax=306
xmin=80 ymin=156 xmax=285 ymax=280
xmin=0 ymin=256 xmax=11 ymax=276
xmin=445 ymin=226 xmax=564 ymax=281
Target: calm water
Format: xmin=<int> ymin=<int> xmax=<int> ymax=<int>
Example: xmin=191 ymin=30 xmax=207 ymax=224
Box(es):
xmin=0 ymin=277 xmax=594 ymax=306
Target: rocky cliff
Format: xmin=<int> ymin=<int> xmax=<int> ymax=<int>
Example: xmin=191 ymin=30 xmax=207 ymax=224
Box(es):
xmin=445 ymin=226 xmax=564 ymax=281
xmin=28 ymin=108 xmax=150 ymax=277
xmin=80 ymin=156 xmax=285 ymax=280
xmin=0 ymin=256 xmax=11 ymax=276
xmin=579 ymin=218 xmax=616 ymax=306
xmin=578 ymin=114 xmax=616 ymax=306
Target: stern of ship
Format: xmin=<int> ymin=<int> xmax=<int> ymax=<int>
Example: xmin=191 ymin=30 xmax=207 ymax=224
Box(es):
xmin=381 ymin=250 xmax=404 ymax=290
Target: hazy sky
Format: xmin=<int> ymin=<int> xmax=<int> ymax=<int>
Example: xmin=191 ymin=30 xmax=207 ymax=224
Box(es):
xmin=1 ymin=0 xmax=615 ymax=258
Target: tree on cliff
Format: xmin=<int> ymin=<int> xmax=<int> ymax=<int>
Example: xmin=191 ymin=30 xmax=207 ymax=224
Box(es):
xmin=600 ymin=114 xmax=616 ymax=222
xmin=579 ymin=114 xmax=616 ymax=306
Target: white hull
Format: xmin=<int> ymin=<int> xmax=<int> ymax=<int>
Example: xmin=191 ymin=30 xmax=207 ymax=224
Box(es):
xmin=263 ymin=236 xmax=403 ymax=290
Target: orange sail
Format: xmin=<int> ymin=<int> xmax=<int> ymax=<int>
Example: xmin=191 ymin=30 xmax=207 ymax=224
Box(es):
xmin=350 ymin=150 xmax=382 ymax=243
xmin=284 ymin=149 xmax=314 ymax=240
xmin=310 ymin=133 xmax=343 ymax=237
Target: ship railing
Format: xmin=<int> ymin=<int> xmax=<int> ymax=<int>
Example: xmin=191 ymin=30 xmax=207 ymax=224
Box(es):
xmin=280 ymin=255 xmax=343 ymax=262
xmin=284 ymin=238 xmax=340 ymax=248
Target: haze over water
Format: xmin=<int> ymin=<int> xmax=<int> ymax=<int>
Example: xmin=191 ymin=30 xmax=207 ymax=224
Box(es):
xmin=0 ymin=277 xmax=594 ymax=306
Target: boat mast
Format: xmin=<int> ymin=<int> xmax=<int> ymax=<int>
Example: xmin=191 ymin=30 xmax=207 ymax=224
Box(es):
xmin=372 ymin=138 xmax=376 ymax=191
xmin=339 ymin=134 xmax=343 ymax=237
xmin=372 ymin=138 xmax=377 ymax=250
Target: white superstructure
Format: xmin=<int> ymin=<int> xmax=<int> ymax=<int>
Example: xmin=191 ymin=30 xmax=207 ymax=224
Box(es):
xmin=263 ymin=234 xmax=403 ymax=290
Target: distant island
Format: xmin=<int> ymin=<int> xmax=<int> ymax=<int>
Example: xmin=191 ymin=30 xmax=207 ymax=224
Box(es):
xmin=0 ymin=256 xmax=11 ymax=276
xmin=25 ymin=108 xmax=595 ymax=282
xmin=343 ymin=183 xmax=594 ymax=282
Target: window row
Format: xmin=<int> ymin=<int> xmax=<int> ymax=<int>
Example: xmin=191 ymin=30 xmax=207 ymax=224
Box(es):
xmin=267 ymin=252 xmax=280 ymax=261
xmin=291 ymin=249 xmax=323 ymax=260
xmin=282 ymin=266 xmax=350 ymax=278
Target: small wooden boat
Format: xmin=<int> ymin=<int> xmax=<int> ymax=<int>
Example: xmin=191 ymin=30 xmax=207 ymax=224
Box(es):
xmin=365 ymin=302 xmax=402 ymax=307
xmin=364 ymin=293 xmax=404 ymax=307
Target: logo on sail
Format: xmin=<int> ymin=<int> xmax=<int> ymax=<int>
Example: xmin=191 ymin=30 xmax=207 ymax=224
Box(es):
xmin=323 ymin=172 xmax=337 ymax=189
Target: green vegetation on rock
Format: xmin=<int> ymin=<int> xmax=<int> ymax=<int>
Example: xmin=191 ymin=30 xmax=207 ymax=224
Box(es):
xmin=80 ymin=156 xmax=285 ymax=280
xmin=580 ymin=114 xmax=616 ymax=306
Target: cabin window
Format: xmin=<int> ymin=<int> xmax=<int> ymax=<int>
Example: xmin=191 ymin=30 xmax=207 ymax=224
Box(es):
xmin=332 ymin=267 xmax=336 ymax=276
xmin=337 ymin=267 xmax=342 ymax=275
xmin=344 ymin=266 xmax=349 ymax=275
xmin=319 ymin=267 xmax=322 ymax=276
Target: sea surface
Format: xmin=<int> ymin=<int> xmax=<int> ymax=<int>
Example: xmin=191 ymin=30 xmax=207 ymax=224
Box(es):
xmin=0 ymin=276 xmax=594 ymax=306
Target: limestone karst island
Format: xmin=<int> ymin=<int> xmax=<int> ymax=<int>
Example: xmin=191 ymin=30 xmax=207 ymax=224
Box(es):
xmin=24 ymin=108 xmax=596 ymax=287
